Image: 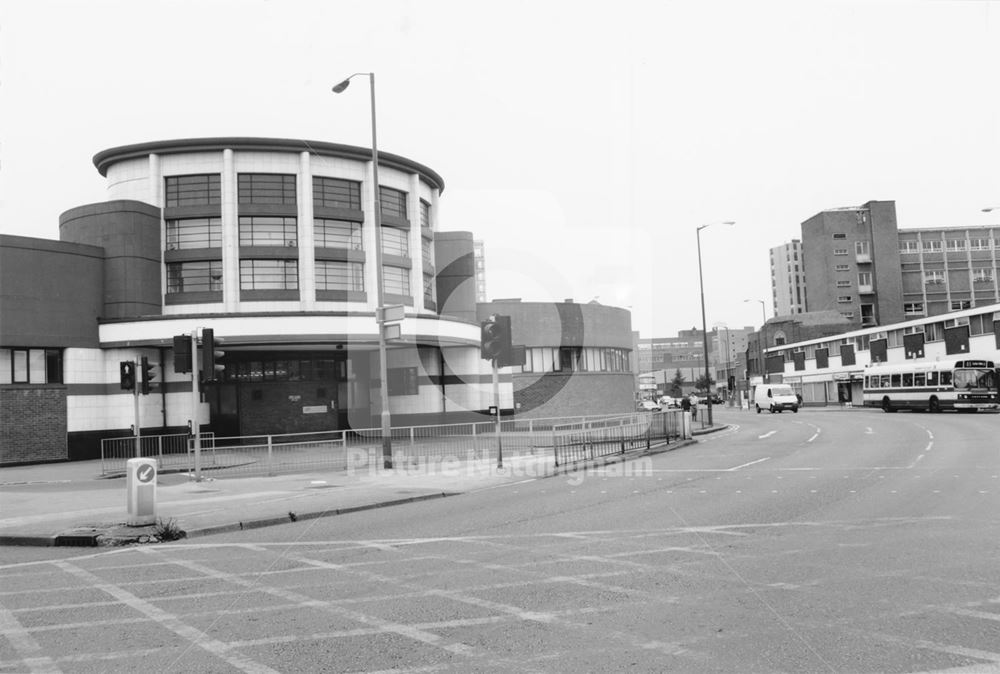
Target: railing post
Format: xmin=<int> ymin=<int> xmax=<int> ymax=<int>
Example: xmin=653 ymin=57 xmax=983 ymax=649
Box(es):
xmin=157 ymin=435 xmax=163 ymax=467
xmin=267 ymin=435 xmax=274 ymax=477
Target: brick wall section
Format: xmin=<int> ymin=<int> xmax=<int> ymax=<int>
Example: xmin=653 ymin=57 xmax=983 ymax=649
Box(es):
xmin=0 ymin=386 xmax=68 ymax=464
xmin=514 ymin=373 xmax=634 ymax=418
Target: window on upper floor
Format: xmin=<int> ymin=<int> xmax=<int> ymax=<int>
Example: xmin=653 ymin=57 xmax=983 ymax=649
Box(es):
xmin=836 ymin=280 xmax=851 ymax=287
xmin=833 ymin=233 xmax=846 ymax=239
xmin=924 ymin=270 xmax=946 ymax=285
xmin=858 ymin=271 xmax=873 ymax=287
xmin=313 ymin=177 xmax=361 ymax=210
xmin=0 ymin=348 xmax=62 ymax=385
xmin=421 ymin=238 xmax=433 ymax=267
xmin=946 ymin=239 xmax=967 ymax=252
xmin=238 ymin=173 xmax=296 ymax=205
xmin=166 ymin=218 xmax=222 ymax=250
xmin=922 ymin=239 xmax=942 ymax=252
xmin=239 ymin=216 xmax=297 ymax=247
xmin=315 ymin=219 xmax=362 ymax=250
xmin=379 ymin=186 xmax=407 ymax=219
xmin=165 ymin=174 xmax=221 ymax=207
xmin=903 ymin=302 xmax=924 ymax=316
xmin=240 ymin=259 xmax=298 ymax=290
xmin=419 ymin=200 xmax=431 ymax=230
xmin=166 ymin=260 xmax=223 ymax=293
xmin=835 ymin=264 xmax=850 ymax=272
xmin=837 ymin=295 xmax=853 ymax=303
xmin=833 ymin=248 xmax=848 ymax=256
xmin=315 ymin=260 xmax=364 ymax=292
xmin=381 ymin=227 xmax=409 ymax=257
xmin=855 ymin=240 xmax=870 ymax=256
xmin=382 ymin=265 xmax=410 ymax=296
xmin=951 ymin=300 xmax=972 ymax=311
xmin=973 ymin=268 xmax=994 ymax=283
xmin=899 ymin=240 xmax=919 ymax=254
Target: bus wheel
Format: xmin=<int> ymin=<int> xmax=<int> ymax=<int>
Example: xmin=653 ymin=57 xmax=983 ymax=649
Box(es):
xmin=928 ymin=397 xmax=941 ymax=413
xmin=755 ymin=404 xmax=761 ymax=414
xmin=881 ymin=397 xmax=894 ymax=413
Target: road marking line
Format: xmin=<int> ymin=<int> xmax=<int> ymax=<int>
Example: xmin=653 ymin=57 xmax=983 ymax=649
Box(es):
xmin=758 ymin=431 xmax=776 ymax=439
xmin=0 ymin=603 xmax=61 ymax=674
xmin=807 ymin=432 xmax=819 ymax=443
xmin=53 ymin=560 xmax=279 ymax=674
xmin=727 ymin=457 xmax=771 ymax=471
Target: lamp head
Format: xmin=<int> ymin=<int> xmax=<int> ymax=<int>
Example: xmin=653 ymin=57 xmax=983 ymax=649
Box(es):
xmin=332 ymin=79 xmax=351 ymax=94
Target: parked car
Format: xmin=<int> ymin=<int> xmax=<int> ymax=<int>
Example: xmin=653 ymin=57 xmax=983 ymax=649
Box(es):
xmin=659 ymin=396 xmax=680 ymax=409
xmin=637 ymin=400 xmax=661 ymax=412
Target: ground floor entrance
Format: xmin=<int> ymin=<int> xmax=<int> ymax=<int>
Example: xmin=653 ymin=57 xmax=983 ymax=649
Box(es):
xmin=203 ymin=350 xmax=371 ymax=438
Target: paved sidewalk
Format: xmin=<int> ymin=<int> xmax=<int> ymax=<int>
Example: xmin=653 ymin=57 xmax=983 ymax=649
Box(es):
xmin=0 ymin=432 xmax=711 ymax=547
xmin=0 ymin=452 xmax=563 ymax=547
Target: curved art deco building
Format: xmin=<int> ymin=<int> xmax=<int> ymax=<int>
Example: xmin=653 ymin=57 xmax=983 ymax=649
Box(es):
xmin=53 ymin=138 xmax=496 ymax=450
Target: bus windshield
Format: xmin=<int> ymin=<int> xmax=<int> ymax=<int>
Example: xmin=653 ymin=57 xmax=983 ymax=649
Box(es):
xmin=953 ymin=368 xmax=998 ymax=390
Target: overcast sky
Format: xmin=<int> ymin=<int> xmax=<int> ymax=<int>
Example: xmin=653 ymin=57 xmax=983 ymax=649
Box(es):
xmin=1 ymin=0 xmax=998 ymax=338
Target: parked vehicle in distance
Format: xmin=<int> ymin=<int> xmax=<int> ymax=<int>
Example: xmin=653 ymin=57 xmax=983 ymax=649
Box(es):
xmin=637 ymin=400 xmax=661 ymax=412
xmin=754 ymin=384 xmax=799 ymax=413
xmin=658 ymin=396 xmax=680 ymax=409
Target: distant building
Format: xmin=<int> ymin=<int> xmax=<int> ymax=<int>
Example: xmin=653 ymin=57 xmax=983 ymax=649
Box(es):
xmin=797 ymin=200 xmax=1000 ymax=329
xmin=478 ymin=299 xmax=635 ymax=418
xmin=473 ymin=239 xmax=488 ymax=302
xmin=759 ymin=302 xmax=999 ymax=406
xmin=770 ymin=239 xmax=806 ymax=316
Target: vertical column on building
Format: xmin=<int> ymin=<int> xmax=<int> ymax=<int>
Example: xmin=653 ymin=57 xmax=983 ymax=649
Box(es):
xmin=408 ymin=173 xmax=423 ymax=312
xmin=429 ymin=183 xmax=440 ymax=309
xmin=299 ymin=151 xmax=316 ymax=310
xmin=362 ymin=159 xmax=379 ymax=314
xmin=993 ymin=227 xmax=999 ymax=303
xmin=221 ymin=148 xmax=239 ymax=311
xmin=149 ymin=153 xmax=164 ymax=302
xmin=917 ymin=232 xmax=927 ymax=312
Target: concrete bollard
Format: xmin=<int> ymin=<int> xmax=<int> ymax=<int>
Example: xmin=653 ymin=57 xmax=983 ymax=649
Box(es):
xmin=126 ymin=457 xmax=157 ymax=526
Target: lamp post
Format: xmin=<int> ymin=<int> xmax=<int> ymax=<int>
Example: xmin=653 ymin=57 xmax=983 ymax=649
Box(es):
xmin=745 ymin=298 xmax=767 ymax=383
xmin=333 ymin=72 xmax=392 ymax=469
xmin=696 ymin=220 xmax=735 ymax=426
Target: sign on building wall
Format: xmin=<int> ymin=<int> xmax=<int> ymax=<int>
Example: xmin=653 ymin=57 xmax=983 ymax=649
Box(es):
xmin=815 ymin=348 xmax=829 ymax=369
xmin=944 ymin=325 xmax=970 ymax=355
xmin=870 ymin=339 xmax=887 ymax=363
xmin=903 ymin=332 xmax=925 ymax=360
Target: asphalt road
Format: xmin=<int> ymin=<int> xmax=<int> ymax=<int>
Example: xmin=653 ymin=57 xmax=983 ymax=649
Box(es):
xmin=2 ymin=408 xmax=999 ymax=673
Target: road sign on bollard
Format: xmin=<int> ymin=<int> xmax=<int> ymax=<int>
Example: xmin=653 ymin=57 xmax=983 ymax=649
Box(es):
xmin=126 ymin=458 xmax=157 ymax=526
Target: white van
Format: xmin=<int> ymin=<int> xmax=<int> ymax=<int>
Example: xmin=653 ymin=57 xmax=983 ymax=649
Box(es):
xmin=754 ymin=384 xmax=800 ymax=413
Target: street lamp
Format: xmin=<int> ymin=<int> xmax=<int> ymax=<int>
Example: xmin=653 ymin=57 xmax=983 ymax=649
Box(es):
xmin=982 ymin=206 xmax=1000 ymax=213
xmin=745 ymin=298 xmax=767 ymax=384
xmin=333 ymin=72 xmax=393 ymax=469
xmin=697 ymin=220 xmax=735 ymax=426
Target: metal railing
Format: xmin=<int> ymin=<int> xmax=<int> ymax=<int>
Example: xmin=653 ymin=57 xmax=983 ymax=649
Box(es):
xmin=552 ymin=410 xmax=684 ymax=467
xmin=98 ymin=411 xmax=687 ymax=479
xmin=100 ymin=433 xmax=215 ymax=476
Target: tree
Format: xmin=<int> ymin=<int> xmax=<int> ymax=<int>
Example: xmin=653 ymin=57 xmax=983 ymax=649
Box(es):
xmin=695 ymin=373 xmax=715 ymax=392
xmin=669 ymin=370 xmax=685 ymax=397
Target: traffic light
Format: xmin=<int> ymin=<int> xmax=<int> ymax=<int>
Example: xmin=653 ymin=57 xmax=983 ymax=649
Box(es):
xmin=140 ymin=356 xmax=156 ymax=395
xmin=173 ymin=334 xmax=192 ymax=373
xmin=201 ymin=328 xmax=225 ymax=382
xmin=120 ymin=361 xmax=135 ymax=391
xmin=480 ymin=314 xmax=512 ymax=364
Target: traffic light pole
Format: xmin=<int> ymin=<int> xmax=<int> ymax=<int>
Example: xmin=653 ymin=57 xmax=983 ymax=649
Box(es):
xmin=492 ymin=358 xmax=502 ymax=469
xmin=133 ymin=360 xmax=141 ymax=459
xmin=190 ymin=331 xmax=202 ymax=482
